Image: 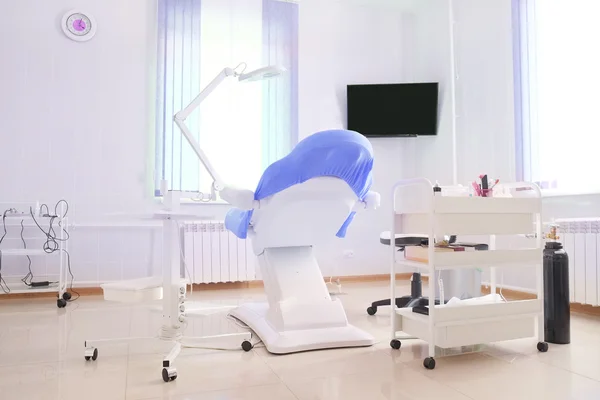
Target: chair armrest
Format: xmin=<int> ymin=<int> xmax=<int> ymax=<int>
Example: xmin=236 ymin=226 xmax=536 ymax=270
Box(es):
xmin=365 ymin=191 xmax=381 ymax=209
xmin=354 ymin=191 xmax=381 ymax=211
xmin=220 ymin=186 xmax=258 ymax=210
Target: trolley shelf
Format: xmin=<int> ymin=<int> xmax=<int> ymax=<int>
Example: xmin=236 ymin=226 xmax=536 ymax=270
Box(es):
xmin=394 ymin=303 xmax=539 ymax=349
xmin=4 ymin=281 xmax=61 ymax=294
xmin=395 ymin=299 xmax=541 ymax=326
xmin=396 ymin=248 xmax=541 ymax=270
xmin=396 ymin=213 xmax=536 ymax=236
xmin=395 ymin=195 xmax=540 ymax=215
xmin=0 ymin=249 xmax=54 ymax=256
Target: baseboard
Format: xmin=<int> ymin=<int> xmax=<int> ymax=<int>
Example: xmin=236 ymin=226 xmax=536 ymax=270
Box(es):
xmin=480 ymin=285 xmax=537 ymax=301
xmin=0 ymin=286 xmax=106 ymax=300
xmin=569 ymin=302 xmax=600 ymax=317
xmin=4 ymin=273 xmax=599 ymax=318
xmin=0 ymin=273 xmax=414 ymax=300
xmin=481 ymin=286 xmax=600 ymax=317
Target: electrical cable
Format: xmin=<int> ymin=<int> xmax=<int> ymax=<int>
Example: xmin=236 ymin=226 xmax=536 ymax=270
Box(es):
xmin=226 ymin=314 xmax=265 ymax=348
xmin=39 ymin=203 xmax=49 ymax=217
xmin=62 ymin=248 xmax=80 ymax=302
xmin=176 ymin=222 xmax=194 ymax=297
xmin=163 ymin=223 xmax=263 ymax=352
xmin=0 ymin=210 xmax=10 ymax=293
xmin=30 ymin=202 xmax=70 ymax=254
xmin=499 ymin=270 xmax=507 ymax=303
xmin=20 ymin=219 xmax=33 ymax=287
xmin=0 ymin=252 xmax=9 ymax=294
xmin=28 ymin=200 xmax=78 ymax=302
xmin=438 ymin=270 xmax=445 ymax=305
xmin=0 ymin=209 xmax=8 ymax=245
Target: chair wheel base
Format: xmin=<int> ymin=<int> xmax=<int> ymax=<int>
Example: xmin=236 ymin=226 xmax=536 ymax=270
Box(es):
xmin=390 ymin=339 xmax=401 ymax=350
xmin=423 ymin=357 xmax=436 ymax=370
xmin=366 ymin=306 xmax=377 ymax=315
xmin=537 ymin=341 xmax=549 ymax=352
xmin=241 ymin=340 xmax=253 ymax=352
xmin=84 ymin=348 xmax=98 ymax=361
xmin=162 ymin=367 xmax=177 ymax=382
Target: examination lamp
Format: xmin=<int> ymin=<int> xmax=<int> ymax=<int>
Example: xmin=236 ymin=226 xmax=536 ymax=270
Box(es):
xmin=173 ymin=63 xmax=286 ymax=200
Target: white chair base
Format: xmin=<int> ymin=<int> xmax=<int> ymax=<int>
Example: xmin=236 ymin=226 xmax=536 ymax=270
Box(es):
xmin=229 ymin=302 xmax=374 ymax=354
xmin=229 ymin=246 xmax=375 ymax=354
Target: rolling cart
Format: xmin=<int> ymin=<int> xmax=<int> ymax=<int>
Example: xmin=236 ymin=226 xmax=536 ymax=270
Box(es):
xmin=389 ymin=179 xmax=548 ymax=369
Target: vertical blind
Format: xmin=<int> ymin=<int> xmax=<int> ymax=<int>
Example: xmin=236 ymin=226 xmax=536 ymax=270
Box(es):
xmin=155 ymin=0 xmax=298 ymax=195
xmin=515 ymin=0 xmax=600 ymax=193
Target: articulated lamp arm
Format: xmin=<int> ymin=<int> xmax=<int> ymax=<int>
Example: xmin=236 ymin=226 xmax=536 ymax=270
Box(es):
xmin=172 ymin=63 xmax=284 ymax=206
xmin=173 ymin=67 xmax=237 ymax=194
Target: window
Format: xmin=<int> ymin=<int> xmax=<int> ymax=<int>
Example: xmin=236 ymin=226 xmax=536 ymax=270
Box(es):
xmin=514 ymin=0 xmax=600 ymax=194
xmin=155 ymin=0 xmax=298 ymax=196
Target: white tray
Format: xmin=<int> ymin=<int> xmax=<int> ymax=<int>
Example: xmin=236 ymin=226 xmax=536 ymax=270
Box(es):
xmin=395 ymin=196 xmax=540 ymax=236
xmin=394 ymin=300 xmax=541 ymax=349
xmin=397 ymin=249 xmax=541 ymax=270
xmin=100 ymin=277 xmax=185 ymax=303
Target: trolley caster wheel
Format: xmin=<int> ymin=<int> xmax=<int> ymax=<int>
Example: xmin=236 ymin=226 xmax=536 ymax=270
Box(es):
xmin=162 ymin=367 xmax=177 ymax=382
xmin=537 ymin=342 xmax=549 ymax=353
xmin=423 ymin=357 xmax=436 ymax=370
xmin=390 ymin=339 xmax=401 ymax=350
xmin=367 ymin=306 xmax=377 ymax=315
xmin=57 ymin=298 xmax=67 ymax=308
xmin=62 ymin=292 xmax=72 ymax=301
xmin=84 ymin=348 xmax=98 ymax=361
xmin=241 ymin=340 xmax=253 ymax=352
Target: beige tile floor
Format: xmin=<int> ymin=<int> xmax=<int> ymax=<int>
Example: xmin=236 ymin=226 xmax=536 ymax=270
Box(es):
xmin=1 ymin=281 xmax=600 ymax=400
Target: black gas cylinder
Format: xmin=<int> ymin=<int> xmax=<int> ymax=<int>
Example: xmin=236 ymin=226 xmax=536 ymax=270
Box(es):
xmin=543 ymin=241 xmax=570 ymax=344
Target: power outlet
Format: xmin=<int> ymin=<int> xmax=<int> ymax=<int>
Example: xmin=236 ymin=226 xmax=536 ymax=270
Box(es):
xmin=343 ymin=250 xmax=355 ymax=258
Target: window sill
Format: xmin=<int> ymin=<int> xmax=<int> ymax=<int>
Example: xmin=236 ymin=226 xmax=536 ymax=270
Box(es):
xmin=541 ymin=189 xmax=600 ymax=198
xmin=154 ymin=197 xmax=230 ymax=206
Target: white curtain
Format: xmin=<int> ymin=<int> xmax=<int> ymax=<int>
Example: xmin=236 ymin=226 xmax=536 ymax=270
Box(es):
xmin=155 ymin=0 xmax=298 ymax=195
xmin=516 ymin=0 xmax=600 ymax=193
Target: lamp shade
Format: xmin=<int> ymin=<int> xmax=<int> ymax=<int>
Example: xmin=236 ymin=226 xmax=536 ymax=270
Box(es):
xmin=238 ymin=65 xmax=286 ymax=82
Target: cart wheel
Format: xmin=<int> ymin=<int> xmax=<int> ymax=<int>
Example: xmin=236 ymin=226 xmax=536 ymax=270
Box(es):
xmin=62 ymin=292 xmax=72 ymax=301
xmin=162 ymin=367 xmax=177 ymax=382
xmin=423 ymin=357 xmax=436 ymax=370
xmin=390 ymin=339 xmax=401 ymax=350
xmin=84 ymin=348 xmax=98 ymax=361
xmin=241 ymin=340 xmax=253 ymax=352
xmin=366 ymin=306 xmax=377 ymax=315
xmin=537 ymin=342 xmax=549 ymax=353
xmin=57 ymin=298 xmax=67 ymax=308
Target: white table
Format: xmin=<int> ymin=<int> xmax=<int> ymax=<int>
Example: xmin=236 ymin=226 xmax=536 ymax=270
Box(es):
xmin=84 ymin=210 xmax=252 ymax=382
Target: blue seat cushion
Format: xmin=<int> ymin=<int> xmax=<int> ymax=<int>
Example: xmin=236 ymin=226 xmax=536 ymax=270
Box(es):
xmin=225 ymin=129 xmax=374 ymax=239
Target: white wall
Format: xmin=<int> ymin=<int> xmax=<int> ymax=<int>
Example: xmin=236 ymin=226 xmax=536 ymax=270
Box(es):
xmin=0 ymin=0 xmax=161 ymax=284
xmin=401 ymin=0 xmax=600 ymax=292
xmin=298 ymin=0 xmax=410 ymax=276
xmin=0 ymin=0 xmax=412 ymax=285
xmin=399 ymin=0 xmax=516 ymax=186
xmin=453 ymin=0 xmax=516 ymax=184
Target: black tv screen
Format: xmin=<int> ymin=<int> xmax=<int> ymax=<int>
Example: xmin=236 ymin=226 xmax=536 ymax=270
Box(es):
xmin=347 ymin=82 xmax=439 ymax=137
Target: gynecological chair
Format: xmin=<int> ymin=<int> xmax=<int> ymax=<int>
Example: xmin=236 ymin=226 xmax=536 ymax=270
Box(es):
xmin=171 ymin=64 xmax=377 ymax=355
xmin=225 ymin=129 xmax=379 ymax=354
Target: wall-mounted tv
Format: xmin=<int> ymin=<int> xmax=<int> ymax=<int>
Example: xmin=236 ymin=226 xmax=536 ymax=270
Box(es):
xmin=347 ymin=82 xmax=439 ymax=137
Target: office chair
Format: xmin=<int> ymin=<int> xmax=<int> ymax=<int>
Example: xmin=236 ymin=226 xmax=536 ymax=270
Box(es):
xmin=365 ymin=234 xmax=458 ymax=315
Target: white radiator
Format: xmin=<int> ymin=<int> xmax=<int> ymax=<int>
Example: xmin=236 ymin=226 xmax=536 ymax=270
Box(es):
xmin=559 ymin=219 xmax=600 ymax=306
xmin=182 ymin=221 xmax=256 ymax=284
